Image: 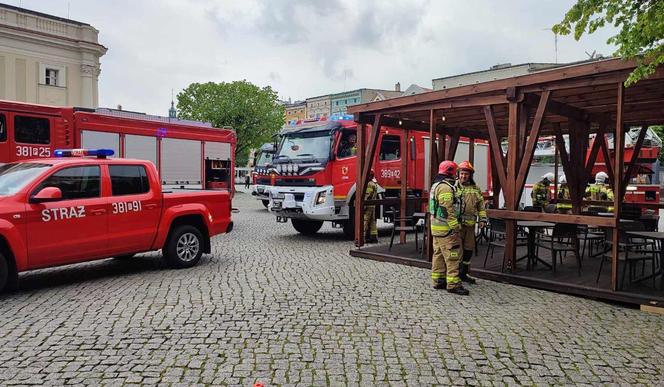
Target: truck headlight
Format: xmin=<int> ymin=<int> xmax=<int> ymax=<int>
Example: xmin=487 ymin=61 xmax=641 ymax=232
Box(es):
xmin=287 ymin=164 xmax=294 ymax=173
xmin=315 ymin=191 xmax=327 ymax=205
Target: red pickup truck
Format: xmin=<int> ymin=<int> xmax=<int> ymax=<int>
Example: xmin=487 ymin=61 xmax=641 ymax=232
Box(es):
xmin=0 ymin=149 xmax=233 ymax=292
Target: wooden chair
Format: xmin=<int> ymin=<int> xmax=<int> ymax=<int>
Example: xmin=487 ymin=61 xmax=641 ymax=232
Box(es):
xmin=388 ymin=206 xmax=418 ymax=251
xmin=535 ymin=223 xmax=581 ymax=273
xmin=598 ymin=222 xmax=658 ymax=289
xmin=484 ymin=218 xmax=527 ymax=271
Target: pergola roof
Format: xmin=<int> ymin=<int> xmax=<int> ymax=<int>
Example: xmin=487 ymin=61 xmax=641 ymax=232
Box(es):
xmin=347 ymin=58 xmax=664 ymax=139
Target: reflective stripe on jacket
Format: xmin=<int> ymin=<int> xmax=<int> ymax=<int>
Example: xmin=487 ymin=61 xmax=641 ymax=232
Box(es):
xmin=456 ymin=182 xmax=487 ymax=226
xmin=429 ymin=179 xmax=460 ymax=236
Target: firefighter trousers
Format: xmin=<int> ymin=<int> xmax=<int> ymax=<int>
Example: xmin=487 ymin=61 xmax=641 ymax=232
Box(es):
xmin=363 ymin=207 xmax=377 ymax=239
xmin=431 ymin=233 xmax=462 ymax=289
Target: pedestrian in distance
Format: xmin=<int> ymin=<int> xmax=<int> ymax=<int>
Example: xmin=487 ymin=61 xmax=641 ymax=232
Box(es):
xmin=455 ymin=161 xmax=487 ymax=285
xmin=430 ymin=160 xmax=469 ymax=295
xmin=531 ymin=172 xmax=554 ymax=209
xmin=244 ymin=174 xmax=251 ymax=189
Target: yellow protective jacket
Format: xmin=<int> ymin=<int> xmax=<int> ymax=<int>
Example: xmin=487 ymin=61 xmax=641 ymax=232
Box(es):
xmin=585 ymin=183 xmax=614 ymax=201
xmin=531 ymin=180 xmax=550 ymax=207
xmin=429 ymin=178 xmax=460 ymax=236
xmin=456 ymin=181 xmax=487 ymax=226
xmin=365 ymin=180 xmax=378 ymax=201
xmin=557 ymin=183 xmax=572 ymax=210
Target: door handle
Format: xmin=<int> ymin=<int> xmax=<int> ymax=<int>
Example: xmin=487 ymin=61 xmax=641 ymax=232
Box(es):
xmin=145 ymin=203 xmax=158 ymax=209
xmin=91 ymin=209 xmax=106 ymax=215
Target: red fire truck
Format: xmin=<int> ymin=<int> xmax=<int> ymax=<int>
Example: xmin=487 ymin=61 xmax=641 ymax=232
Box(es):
xmin=0 ymin=100 xmax=236 ymax=191
xmin=267 ymin=115 xmax=490 ymax=237
xmin=251 ymin=142 xmax=275 ymax=207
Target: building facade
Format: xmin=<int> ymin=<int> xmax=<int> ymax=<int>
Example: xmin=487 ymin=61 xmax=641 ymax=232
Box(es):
xmin=0 ymin=4 xmax=107 ymax=108
xmin=330 ymin=88 xmax=404 ymax=115
xmin=284 ymin=100 xmax=307 ymax=123
xmin=305 ymin=94 xmax=330 ymax=119
xmin=432 ymin=63 xmax=560 ymax=90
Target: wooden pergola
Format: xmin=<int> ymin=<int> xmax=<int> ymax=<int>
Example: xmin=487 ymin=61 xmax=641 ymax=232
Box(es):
xmin=348 ymin=58 xmax=664 ymax=294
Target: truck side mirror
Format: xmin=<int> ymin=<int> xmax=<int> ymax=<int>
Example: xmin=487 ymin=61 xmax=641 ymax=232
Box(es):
xmin=30 ymin=187 xmax=63 ymax=203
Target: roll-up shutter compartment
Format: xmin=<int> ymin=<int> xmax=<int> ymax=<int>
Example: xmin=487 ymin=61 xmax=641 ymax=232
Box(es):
xmin=80 ymin=130 xmax=119 ymax=157
xmin=125 ymin=134 xmax=157 ymax=167
xmin=205 ymin=142 xmax=231 ymax=160
xmin=161 ymin=138 xmax=202 ymax=188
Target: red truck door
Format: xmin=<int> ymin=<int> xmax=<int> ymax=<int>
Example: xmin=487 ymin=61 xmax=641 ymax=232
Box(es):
xmin=26 ymin=165 xmax=109 ymax=267
xmin=106 ymin=164 xmax=161 ymax=254
xmin=332 ymin=130 xmax=357 ymax=200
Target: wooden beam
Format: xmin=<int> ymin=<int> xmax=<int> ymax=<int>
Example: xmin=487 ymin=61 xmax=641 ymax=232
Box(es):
xmin=438 ymin=129 xmax=446 ymax=164
xmin=354 ymin=121 xmax=366 ymax=247
xmin=515 ymin=91 xmax=550 ymax=201
xmin=599 ymin=129 xmax=615 ymax=184
xmin=370 ymin=94 xmax=510 ymax=115
xmin=426 ymin=110 xmax=436 ymax=262
xmin=524 ymin=93 xmax=587 ymax=121
xmin=584 ymin=122 xmax=605 ymax=182
xmin=554 ymin=124 xmax=572 ymax=176
xmin=446 ymin=129 xmax=460 ymax=161
xmin=611 ymin=83 xmax=625 ymax=292
xmin=483 ymin=106 xmax=508 ymax=193
xmin=621 ymin=125 xmax=647 ymax=197
xmin=504 ymin=101 xmax=520 ymax=271
xmin=359 ymin=114 xmax=382 ymax=205
xmin=486 ymin=209 xmax=617 ymax=227
xmin=468 ymin=138 xmax=475 ymax=164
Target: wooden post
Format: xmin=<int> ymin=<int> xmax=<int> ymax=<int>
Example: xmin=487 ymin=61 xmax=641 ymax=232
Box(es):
xmin=611 ymin=83 xmax=625 ymax=291
xmin=355 ymin=121 xmax=366 ymax=247
xmin=553 ymin=145 xmax=559 ymax=201
xmin=468 ymin=138 xmax=475 ymax=165
xmin=504 ymin=101 xmax=520 ymax=271
xmin=400 ymin=130 xmax=408 ymax=244
xmin=426 ymin=110 xmax=436 ymax=261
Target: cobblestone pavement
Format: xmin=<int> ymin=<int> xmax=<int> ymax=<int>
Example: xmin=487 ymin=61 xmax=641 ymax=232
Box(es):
xmin=1 ymin=191 xmax=663 ymax=386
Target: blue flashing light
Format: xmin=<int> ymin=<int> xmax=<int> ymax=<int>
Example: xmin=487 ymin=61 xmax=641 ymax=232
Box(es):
xmin=54 ymin=149 xmax=115 ymax=158
xmin=329 ymin=114 xmax=354 ymax=121
xmin=157 ymin=127 xmax=167 ymax=137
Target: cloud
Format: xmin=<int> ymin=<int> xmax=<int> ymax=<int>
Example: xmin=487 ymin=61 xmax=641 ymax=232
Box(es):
xmin=15 ymin=0 xmax=619 ymax=115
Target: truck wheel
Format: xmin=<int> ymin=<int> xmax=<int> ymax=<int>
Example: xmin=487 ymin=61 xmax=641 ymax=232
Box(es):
xmin=291 ymin=219 xmax=323 ymax=235
xmin=164 ymin=225 xmax=204 ymax=269
xmin=262 ymin=200 xmax=269 ymax=208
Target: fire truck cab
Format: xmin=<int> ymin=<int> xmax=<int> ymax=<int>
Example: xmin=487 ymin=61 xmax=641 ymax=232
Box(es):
xmin=267 ymin=116 xmax=491 ymax=237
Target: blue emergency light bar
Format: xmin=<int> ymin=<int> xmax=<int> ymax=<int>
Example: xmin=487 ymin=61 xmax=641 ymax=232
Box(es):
xmin=329 ymin=114 xmax=354 ymax=121
xmin=54 ymin=149 xmax=115 ymax=158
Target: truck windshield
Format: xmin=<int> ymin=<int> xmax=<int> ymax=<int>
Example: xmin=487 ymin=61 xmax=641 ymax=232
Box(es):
xmin=277 ymin=131 xmax=331 ymax=162
xmin=0 ymin=162 xmax=51 ymax=196
xmin=256 ymin=151 xmax=273 ymax=166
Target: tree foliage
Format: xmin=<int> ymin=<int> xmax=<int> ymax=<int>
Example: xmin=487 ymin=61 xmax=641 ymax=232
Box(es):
xmin=176 ymin=80 xmax=285 ymax=165
xmin=553 ymin=0 xmax=664 ymax=85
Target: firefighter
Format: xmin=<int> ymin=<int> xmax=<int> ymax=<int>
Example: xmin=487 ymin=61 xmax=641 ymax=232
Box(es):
xmin=364 ymin=169 xmax=379 ymax=243
xmin=585 ymin=171 xmax=614 ymax=210
xmin=430 ymin=160 xmax=468 ymax=295
xmin=531 ymin=172 xmax=554 ymax=208
xmin=556 ymin=174 xmax=572 ymax=214
xmin=455 ymin=161 xmax=487 ymax=284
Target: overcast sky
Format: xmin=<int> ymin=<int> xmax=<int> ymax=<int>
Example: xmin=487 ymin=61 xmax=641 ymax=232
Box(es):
xmin=16 ymin=0 xmax=617 ymax=116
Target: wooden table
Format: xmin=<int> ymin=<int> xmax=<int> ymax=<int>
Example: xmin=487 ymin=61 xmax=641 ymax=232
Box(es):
xmin=517 ymin=221 xmax=554 ymax=270
xmin=626 ymin=231 xmax=664 ymax=289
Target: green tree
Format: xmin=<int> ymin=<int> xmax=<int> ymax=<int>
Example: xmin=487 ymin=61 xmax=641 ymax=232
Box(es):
xmin=553 ymin=0 xmax=664 ymax=85
xmin=177 ymin=80 xmax=285 ymax=165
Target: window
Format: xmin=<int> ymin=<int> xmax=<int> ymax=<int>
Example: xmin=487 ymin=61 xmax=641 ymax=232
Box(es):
xmin=0 ymin=114 xmax=6 ymax=142
xmin=15 ymin=116 xmax=50 ymax=144
xmin=337 ymin=131 xmax=357 ymax=158
xmin=379 ymin=135 xmax=401 ymax=161
xmin=35 ymin=166 xmax=100 ymax=200
xmin=45 ymin=68 xmax=59 ymax=86
xmin=109 ymin=165 xmax=150 ymax=196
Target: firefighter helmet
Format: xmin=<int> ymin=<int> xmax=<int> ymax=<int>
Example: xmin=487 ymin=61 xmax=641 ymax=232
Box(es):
xmin=368 ymin=169 xmax=375 ymax=179
xmin=542 ymin=172 xmax=555 ymax=182
xmin=595 ymin=171 xmax=609 ymax=184
xmin=438 ymin=160 xmax=458 ymax=176
xmin=458 ymin=160 xmax=474 ymax=173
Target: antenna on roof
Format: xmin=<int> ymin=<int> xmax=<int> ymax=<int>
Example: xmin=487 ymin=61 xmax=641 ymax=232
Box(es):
xmin=543 ymin=28 xmax=559 ymax=63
